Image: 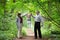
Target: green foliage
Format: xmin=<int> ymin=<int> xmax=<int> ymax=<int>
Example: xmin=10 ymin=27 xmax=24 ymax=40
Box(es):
xmin=0 ymin=0 xmax=60 ymax=40
xmin=22 ymin=27 xmax=27 ymax=36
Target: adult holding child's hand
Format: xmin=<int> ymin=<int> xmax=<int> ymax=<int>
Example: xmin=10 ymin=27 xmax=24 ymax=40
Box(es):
xmin=31 ymin=10 xmax=44 ymax=39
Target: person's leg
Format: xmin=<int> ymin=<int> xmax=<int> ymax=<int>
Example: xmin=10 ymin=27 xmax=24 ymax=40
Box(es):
xmin=29 ymin=22 xmax=31 ymax=28
xmin=17 ymin=29 xmax=20 ymax=38
xmin=17 ymin=24 xmax=23 ymax=39
xmin=20 ymin=24 xmax=23 ymax=37
xmin=28 ymin=23 xmax=31 ymax=28
xmin=37 ymin=22 xmax=42 ymax=38
xmin=17 ymin=23 xmax=20 ymax=38
xmin=34 ymin=22 xmax=37 ymax=39
xmin=27 ymin=21 xmax=30 ymax=28
xmin=38 ymin=28 xmax=42 ymax=38
xmin=27 ymin=21 xmax=31 ymax=28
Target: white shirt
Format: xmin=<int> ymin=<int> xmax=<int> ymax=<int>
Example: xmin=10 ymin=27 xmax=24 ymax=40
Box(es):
xmin=32 ymin=14 xmax=44 ymax=26
xmin=35 ymin=15 xmax=41 ymax=22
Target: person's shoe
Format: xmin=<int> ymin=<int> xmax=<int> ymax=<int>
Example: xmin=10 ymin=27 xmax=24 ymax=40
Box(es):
xmin=34 ymin=37 xmax=37 ymax=39
xmin=18 ymin=37 xmax=23 ymax=39
xmin=39 ymin=38 xmax=42 ymax=40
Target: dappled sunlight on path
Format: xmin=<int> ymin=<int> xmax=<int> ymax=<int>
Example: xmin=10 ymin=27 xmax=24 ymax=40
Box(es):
xmin=15 ymin=28 xmax=49 ymax=40
xmin=15 ymin=36 xmax=43 ymax=40
xmin=26 ymin=28 xmax=34 ymax=36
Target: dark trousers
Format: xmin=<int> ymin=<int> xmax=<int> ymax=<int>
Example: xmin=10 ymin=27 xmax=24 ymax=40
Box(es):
xmin=34 ymin=22 xmax=42 ymax=38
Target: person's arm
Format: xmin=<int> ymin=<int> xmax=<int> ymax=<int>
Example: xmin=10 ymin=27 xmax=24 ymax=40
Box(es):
xmin=40 ymin=16 xmax=44 ymax=27
xmin=21 ymin=13 xmax=27 ymax=17
xmin=31 ymin=14 xmax=35 ymax=18
xmin=16 ymin=18 xmax=18 ymax=23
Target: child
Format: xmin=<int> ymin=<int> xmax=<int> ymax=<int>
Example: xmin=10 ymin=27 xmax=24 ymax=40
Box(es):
xmin=26 ymin=13 xmax=32 ymax=28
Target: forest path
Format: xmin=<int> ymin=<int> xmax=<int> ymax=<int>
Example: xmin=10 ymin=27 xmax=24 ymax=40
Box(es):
xmin=15 ymin=28 xmax=49 ymax=40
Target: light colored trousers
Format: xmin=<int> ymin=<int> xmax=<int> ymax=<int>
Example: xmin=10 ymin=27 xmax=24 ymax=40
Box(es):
xmin=27 ymin=21 xmax=31 ymax=28
xmin=17 ymin=23 xmax=22 ymax=38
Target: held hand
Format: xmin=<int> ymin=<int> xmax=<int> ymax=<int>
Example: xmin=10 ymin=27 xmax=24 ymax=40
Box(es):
xmin=30 ymin=13 xmax=32 ymax=16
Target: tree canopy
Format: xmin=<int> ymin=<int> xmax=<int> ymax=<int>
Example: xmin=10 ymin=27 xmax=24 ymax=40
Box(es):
xmin=0 ymin=0 xmax=60 ymax=40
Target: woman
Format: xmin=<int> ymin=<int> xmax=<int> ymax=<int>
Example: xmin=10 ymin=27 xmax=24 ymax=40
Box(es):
xmin=16 ymin=13 xmax=23 ymax=39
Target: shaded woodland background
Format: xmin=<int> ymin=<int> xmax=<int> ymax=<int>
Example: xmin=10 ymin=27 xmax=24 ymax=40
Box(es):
xmin=0 ymin=0 xmax=60 ymax=40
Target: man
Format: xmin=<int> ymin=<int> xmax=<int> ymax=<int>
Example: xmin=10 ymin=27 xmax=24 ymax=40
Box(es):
xmin=31 ymin=11 xmax=44 ymax=39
